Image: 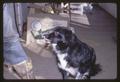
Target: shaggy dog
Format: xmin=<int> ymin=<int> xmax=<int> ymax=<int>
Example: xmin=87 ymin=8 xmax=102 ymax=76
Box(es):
xmin=43 ymin=26 xmax=101 ymax=79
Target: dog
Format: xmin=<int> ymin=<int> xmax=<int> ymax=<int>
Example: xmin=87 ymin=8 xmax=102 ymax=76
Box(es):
xmin=43 ymin=26 xmax=101 ymax=79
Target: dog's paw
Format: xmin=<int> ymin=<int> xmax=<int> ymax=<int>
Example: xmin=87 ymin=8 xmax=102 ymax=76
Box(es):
xmin=81 ymin=72 xmax=90 ymax=79
xmin=75 ymin=72 xmax=83 ymax=79
xmin=81 ymin=75 xmax=89 ymax=79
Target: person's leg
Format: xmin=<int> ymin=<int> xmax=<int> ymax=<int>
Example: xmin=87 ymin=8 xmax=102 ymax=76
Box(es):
xmin=4 ymin=38 xmax=35 ymax=79
xmin=3 ymin=3 xmax=35 ymax=79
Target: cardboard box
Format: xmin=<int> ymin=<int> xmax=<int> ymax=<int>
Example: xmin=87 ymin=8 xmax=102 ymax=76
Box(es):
xmin=26 ymin=8 xmax=68 ymax=45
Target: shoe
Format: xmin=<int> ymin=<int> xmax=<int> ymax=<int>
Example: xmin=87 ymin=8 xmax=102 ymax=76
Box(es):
xmin=4 ymin=58 xmax=35 ymax=79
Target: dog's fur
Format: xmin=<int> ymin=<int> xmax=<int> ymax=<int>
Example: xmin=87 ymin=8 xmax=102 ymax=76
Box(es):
xmin=44 ymin=26 xmax=101 ymax=79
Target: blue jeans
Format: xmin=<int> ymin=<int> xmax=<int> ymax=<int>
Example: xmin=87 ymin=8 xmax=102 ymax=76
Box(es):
xmin=3 ymin=3 xmax=28 ymax=65
xmin=4 ymin=38 xmax=28 ymax=64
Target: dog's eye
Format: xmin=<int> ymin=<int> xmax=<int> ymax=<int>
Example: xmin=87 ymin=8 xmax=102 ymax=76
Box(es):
xmin=47 ymin=32 xmax=55 ymax=38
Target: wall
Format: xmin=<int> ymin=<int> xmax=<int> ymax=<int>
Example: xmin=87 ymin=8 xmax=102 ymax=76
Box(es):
xmin=21 ymin=3 xmax=29 ymax=23
xmin=15 ymin=3 xmax=29 ymax=36
xmin=98 ymin=3 xmax=117 ymax=18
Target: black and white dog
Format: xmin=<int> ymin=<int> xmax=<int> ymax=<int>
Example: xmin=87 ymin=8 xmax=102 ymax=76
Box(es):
xmin=43 ymin=26 xmax=101 ymax=79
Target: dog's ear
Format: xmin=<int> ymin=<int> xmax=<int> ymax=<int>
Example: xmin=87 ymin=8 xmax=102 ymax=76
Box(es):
xmin=64 ymin=30 xmax=73 ymax=42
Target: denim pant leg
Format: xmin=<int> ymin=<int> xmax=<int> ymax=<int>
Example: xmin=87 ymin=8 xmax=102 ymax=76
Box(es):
xmin=4 ymin=39 xmax=28 ymax=65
